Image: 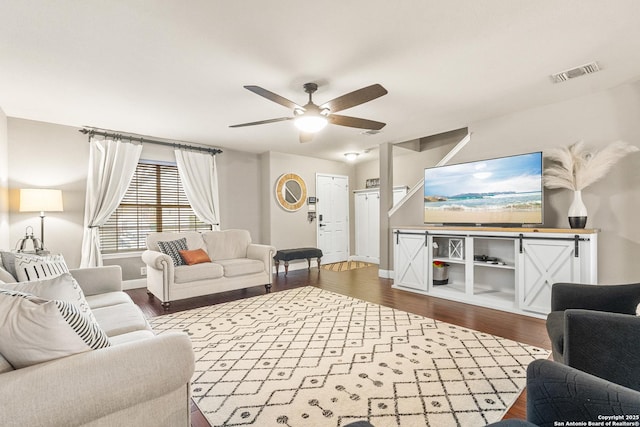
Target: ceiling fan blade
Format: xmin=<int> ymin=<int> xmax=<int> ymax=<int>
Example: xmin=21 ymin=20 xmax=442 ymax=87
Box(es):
xmin=321 ymin=84 xmax=388 ymax=113
xmin=299 ymin=132 xmax=314 ymax=143
xmin=328 ymin=114 xmax=386 ymax=130
xmin=244 ymin=85 xmax=304 ymax=110
xmin=229 ymin=117 xmax=292 ymax=128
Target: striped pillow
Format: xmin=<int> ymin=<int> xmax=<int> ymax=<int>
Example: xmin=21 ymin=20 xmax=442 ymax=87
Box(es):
xmin=157 ymin=238 xmax=188 ymax=266
xmin=14 ymin=253 xmax=69 ymax=282
xmin=1 ymin=273 xmax=95 ymax=323
xmin=0 ymin=289 xmax=110 ymax=368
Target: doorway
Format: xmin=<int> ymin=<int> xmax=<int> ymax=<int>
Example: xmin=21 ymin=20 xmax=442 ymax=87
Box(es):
xmin=316 ymin=173 xmax=349 ymax=264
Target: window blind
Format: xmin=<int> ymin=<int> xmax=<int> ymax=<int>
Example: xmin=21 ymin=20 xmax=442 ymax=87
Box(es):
xmin=100 ymin=162 xmax=211 ymax=253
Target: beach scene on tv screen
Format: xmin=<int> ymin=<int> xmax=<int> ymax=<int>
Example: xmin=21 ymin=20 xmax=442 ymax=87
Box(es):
xmin=424 ymin=153 xmax=542 ymax=224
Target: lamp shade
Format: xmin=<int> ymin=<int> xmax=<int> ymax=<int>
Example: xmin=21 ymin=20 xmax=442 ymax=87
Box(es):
xmin=19 ymin=189 xmax=64 ymax=212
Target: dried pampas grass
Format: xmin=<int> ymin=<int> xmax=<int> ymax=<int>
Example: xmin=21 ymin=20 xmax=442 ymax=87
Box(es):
xmin=544 ymin=140 xmax=638 ymax=191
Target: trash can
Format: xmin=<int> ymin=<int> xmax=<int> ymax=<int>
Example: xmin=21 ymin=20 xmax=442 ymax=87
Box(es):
xmin=432 ymin=261 xmax=449 ymax=285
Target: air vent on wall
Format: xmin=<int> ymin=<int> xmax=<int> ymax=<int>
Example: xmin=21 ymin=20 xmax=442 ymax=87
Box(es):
xmin=551 ymin=62 xmax=600 ymax=83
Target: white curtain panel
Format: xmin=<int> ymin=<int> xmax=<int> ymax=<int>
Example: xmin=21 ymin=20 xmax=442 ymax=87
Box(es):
xmin=174 ymin=149 xmax=221 ymax=230
xmin=80 ymin=139 xmax=142 ymax=267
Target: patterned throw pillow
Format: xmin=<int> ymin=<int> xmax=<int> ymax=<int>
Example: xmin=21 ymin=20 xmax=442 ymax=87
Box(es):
xmin=1 ymin=273 xmax=95 ymax=323
xmin=157 ymin=238 xmax=188 ymax=266
xmin=14 ymin=253 xmax=69 ymax=282
xmin=0 ymin=289 xmax=110 ymax=369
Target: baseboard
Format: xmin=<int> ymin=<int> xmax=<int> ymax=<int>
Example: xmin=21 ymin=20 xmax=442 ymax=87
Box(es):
xmin=378 ymin=269 xmax=394 ymax=279
xmin=123 ymin=278 xmax=146 ymax=290
xmin=349 ymin=255 xmax=381 ymax=264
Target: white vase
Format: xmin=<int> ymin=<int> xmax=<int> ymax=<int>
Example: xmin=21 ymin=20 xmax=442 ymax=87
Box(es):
xmin=568 ymin=190 xmax=587 ymax=228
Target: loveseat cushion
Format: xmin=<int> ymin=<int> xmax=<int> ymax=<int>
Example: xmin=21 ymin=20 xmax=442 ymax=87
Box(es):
xmin=174 ymin=263 xmax=224 ymax=284
xmin=91 ymin=303 xmax=151 ymax=337
xmin=202 ymin=229 xmax=251 ymax=261
xmin=216 ymin=258 xmax=265 ymax=278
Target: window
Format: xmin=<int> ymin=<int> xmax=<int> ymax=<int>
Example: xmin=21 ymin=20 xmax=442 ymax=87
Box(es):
xmin=100 ymin=161 xmax=211 ymax=253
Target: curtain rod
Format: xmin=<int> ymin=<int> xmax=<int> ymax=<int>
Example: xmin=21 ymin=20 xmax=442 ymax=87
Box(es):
xmin=79 ymin=128 xmax=223 ymax=155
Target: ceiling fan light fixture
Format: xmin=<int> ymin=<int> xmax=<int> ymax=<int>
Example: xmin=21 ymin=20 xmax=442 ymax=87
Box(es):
xmin=294 ymin=114 xmax=328 ymax=133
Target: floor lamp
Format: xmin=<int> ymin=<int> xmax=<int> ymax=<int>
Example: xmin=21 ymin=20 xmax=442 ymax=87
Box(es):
xmin=19 ymin=188 xmax=64 ymax=253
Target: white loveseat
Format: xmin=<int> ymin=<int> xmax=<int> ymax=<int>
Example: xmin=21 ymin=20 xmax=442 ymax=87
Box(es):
xmin=142 ymin=229 xmax=275 ymax=308
xmin=0 ymin=265 xmax=194 ymax=427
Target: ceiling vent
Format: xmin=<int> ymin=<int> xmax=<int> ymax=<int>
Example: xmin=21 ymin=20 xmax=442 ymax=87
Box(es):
xmin=361 ymin=129 xmax=381 ymax=135
xmin=551 ymin=62 xmax=600 ymax=83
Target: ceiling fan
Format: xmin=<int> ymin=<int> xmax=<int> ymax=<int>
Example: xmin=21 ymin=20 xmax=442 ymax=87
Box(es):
xmin=230 ymin=82 xmax=388 ymax=143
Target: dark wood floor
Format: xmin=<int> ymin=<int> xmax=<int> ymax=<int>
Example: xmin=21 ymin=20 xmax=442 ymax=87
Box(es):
xmin=126 ymin=265 xmax=550 ymax=426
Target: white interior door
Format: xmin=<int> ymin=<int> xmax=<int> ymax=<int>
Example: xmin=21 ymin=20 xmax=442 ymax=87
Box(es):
xmin=316 ymin=174 xmax=349 ymax=264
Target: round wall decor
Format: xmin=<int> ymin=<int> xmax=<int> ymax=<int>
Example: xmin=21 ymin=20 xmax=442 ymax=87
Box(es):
xmin=275 ymin=173 xmax=307 ymax=211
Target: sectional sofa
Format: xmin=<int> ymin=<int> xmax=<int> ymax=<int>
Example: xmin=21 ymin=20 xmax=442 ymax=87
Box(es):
xmin=0 ymin=265 xmax=194 ymax=427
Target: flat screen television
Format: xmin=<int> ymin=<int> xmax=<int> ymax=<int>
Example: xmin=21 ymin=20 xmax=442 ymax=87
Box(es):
xmin=424 ymin=151 xmax=543 ymax=226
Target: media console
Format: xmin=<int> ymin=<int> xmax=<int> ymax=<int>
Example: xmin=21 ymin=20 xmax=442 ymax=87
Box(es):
xmin=392 ymin=226 xmax=598 ymax=318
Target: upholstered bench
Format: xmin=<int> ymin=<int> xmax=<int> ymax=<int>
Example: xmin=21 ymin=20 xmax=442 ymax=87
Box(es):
xmin=273 ymin=248 xmax=323 ymax=275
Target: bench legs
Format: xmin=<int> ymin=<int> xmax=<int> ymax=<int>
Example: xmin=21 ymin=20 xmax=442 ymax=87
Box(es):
xmin=307 ymin=257 xmax=322 ymax=270
xmin=274 ymin=255 xmax=322 ymax=276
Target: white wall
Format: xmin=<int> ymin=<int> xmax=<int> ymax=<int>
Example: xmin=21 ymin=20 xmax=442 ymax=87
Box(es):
xmin=6 ymin=118 xmax=263 ymax=274
xmin=262 ymin=151 xmax=354 ymax=254
xmin=389 ymin=80 xmax=640 ymax=283
xmin=355 ymin=144 xmax=460 ymax=192
xmin=7 ymin=118 xmax=88 ymax=267
xmin=0 ymin=108 xmax=8 ymax=249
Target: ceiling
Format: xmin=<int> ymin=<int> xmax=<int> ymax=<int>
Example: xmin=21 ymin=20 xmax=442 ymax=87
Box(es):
xmin=2 ymin=1 xmax=640 ymax=163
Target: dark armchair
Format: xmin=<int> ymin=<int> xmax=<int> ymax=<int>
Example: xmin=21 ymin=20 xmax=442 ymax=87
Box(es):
xmin=545 ymin=282 xmax=640 ymax=390
xmin=487 ymin=359 xmax=640 ymax=427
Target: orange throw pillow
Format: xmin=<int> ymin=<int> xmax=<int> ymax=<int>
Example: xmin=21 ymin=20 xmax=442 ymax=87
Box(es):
xmin=179 ymin=249 xmax=211 ymax=266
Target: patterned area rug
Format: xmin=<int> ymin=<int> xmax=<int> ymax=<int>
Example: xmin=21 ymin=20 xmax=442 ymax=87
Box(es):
xmin=150 ymin=287 xmax=549 ymax=427
xmin=321 ymin=261 xmax=375 ymax=272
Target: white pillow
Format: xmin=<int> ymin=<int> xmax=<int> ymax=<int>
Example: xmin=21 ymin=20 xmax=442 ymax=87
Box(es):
xmin=1 ymin=273 xmax=94 ymax=322
xmin=0 ymin=251 xmax=18 ymax=280
xmin=0 ymin=266 xmax=15 ymax=283
xmin=0 ymin=289 xmax=110 ymax=369
xmin=14 ymin=253 xmax=68 ymax=282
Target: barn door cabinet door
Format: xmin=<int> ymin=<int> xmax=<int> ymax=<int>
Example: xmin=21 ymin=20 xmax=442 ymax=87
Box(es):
xmin=393 ymin=231 xmax=428 ymax=292
xmin=517 ymin=235 xmax=597 ymax=315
